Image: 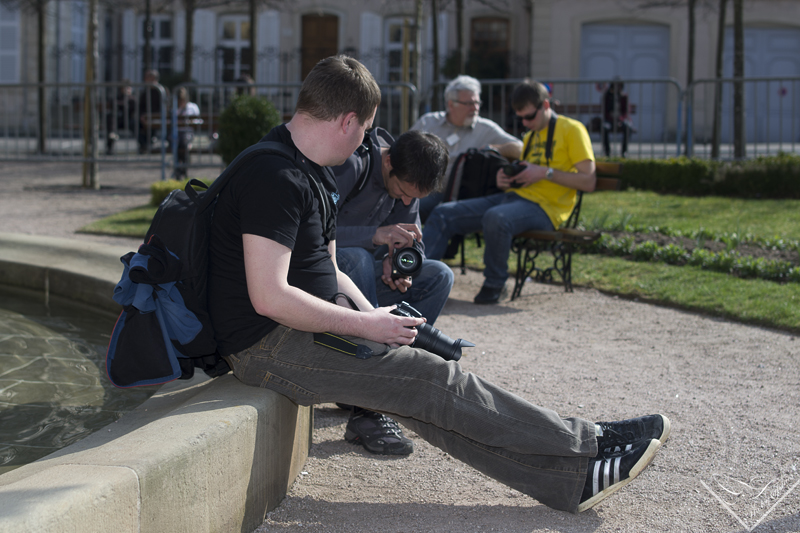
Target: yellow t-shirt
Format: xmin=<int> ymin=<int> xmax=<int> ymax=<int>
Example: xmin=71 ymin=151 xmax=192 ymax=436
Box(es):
xmin=512 ymin=114 xmax=594 ymax=228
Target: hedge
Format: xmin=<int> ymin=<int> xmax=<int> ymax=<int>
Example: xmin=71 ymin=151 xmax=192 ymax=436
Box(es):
xmin=608 ymin=152 xmax=800 ymax=198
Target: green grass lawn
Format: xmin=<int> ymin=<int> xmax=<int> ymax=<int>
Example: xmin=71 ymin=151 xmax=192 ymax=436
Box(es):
xmin=81 ymin=190 xmax=800 ymax=334
xmin=580 ymin=190 xmax=800 ymax=239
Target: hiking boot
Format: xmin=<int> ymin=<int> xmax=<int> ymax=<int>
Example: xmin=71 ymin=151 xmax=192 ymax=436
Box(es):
xmin=344 ymin=409 xmax=414 ymax=455
xmin=595 ymin=414 xmax=671 ymax=454
xmin=578 ymin=438 xmax=661 ymax=513
xmin=473 ymin=285 xmax=506 ymax=304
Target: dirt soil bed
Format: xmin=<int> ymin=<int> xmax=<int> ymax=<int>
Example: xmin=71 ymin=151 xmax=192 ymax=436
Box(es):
xmin=605 ymin=231 xmax=800 ymax=265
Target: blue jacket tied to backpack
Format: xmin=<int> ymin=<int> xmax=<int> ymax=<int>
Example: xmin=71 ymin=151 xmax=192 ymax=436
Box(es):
xmin=107 ymin=236 xmax=207 ymax=387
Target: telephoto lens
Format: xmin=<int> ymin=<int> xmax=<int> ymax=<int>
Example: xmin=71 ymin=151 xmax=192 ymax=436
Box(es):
xmin=390 ymin=302 xmax=475 ymax=361
xmin=391 ymin=240 xmax=424 ymax=279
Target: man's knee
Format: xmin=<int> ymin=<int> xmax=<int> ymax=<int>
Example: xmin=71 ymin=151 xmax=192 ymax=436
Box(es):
xmin=336 ymin=247 xmax=374 ymax=276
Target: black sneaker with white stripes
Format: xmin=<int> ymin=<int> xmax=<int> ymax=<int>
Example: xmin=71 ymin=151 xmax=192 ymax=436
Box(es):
xmin=595 ymin=414 xmax=671 ymax=454
xmin=578 ymin=438 xmax=661 ymax=513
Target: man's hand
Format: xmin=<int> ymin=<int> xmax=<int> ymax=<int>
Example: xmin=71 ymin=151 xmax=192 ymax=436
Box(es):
xmin=497 ymin=163 xmax=552 ymax=190
xmin=372 ymin=223 xmax=422 ymax=249
xmin=364 ymin=306 xmax=424 ymax=346
xmin=381 ymin=256 xmax=412 ymax=293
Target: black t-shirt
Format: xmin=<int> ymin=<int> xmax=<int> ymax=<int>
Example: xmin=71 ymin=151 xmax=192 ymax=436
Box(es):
xmin=208 ymin=125 xmax=339 ymax=356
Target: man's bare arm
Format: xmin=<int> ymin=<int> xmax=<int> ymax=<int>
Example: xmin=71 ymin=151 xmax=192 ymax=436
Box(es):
xmin=243 ymin=234 xmax=422 ymax=345
xmin=499 ymin=159 xmax=596 ymax=192
xmin=490 ymin=140 xmax=523 ymax=161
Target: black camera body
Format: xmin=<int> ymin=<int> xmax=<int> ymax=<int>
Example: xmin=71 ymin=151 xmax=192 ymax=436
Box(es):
xmin=390 ymin=302 xmax=475 ymax=361
xmin=502 ymin=161 xmax=526 ymax=188
xmin=391 ymin=240 xmax=424 ymax=279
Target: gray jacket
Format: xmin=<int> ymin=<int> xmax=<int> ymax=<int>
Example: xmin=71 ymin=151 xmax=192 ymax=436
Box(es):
xmin=332 ymin=128 xmax=423 ymax=253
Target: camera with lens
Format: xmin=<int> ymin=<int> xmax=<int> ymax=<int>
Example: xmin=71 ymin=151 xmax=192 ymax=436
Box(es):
xmin=390 ymin=302 xmax=475 ymax=361
xmin=501 ymin=161 xmax=526 ymax=188
xmin=391 ymin=240 xmax=424 ymax=280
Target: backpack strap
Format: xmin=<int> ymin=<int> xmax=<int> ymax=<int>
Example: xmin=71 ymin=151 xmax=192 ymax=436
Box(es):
xmin=187 ymin=140 xmax=335 ymax=241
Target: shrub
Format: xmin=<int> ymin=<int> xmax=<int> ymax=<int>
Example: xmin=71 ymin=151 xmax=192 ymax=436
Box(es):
xmin=217 ymin=95 xmax=282 ymax=165
xmin=601 ymin=153 xmax=800 ymax=198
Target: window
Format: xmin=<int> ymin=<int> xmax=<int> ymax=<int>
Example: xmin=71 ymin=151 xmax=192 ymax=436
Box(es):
xmin=384 ymin=17 xmax=417 ymax=84
xmin=0 ymin=3 xmax=19 ymax=83
xmin=218 ymin=15 xmax=251 ymax=82
xmin=140 ymin=15 xmax=174 ymax=76
xmin=470 ymin=17 xmax=509 ymax=79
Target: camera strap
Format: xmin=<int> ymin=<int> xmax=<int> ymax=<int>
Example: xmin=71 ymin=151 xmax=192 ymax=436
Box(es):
xmin=313 ymin=332 xmax=378 ymax=359
xmin=313 ymin=292 xmax=385 ymax=359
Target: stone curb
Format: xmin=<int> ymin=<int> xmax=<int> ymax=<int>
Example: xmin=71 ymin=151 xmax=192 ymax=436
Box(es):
xmin=0 ymin=233 xmax=311 ymax=533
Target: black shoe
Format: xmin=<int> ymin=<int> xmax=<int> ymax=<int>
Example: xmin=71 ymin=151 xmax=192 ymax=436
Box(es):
xmin=344 ymin=410 xmax=414 ymax=455
xmin=578 ymin=439 xmax=661 ymax=512
xmin=473 ymin=285 xmax=506 ymax=304
xmin=335 ymin=402 xmax=355 ymax=411
xmin=595 ymin=414 xmax=671 ymax=454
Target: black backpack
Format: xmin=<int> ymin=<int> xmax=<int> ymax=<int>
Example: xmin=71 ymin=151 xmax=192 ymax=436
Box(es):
xmin=443 ymin=147 xmax=508 ymax=202
xmin=106 ymin=141 xmax=332 ymax=388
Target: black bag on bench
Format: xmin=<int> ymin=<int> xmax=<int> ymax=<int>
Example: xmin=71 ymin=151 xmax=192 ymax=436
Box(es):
xmin=440 ymin=148 xmax=509 ymax=259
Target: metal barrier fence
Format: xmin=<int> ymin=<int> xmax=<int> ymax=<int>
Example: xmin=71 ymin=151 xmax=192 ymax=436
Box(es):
xmin=429 ymin=77 xmax=685 ymax=159
xmin=0 ymin=82 xmax=169 ymax=178
xmin=3 ymin=77 xmax=797 ymax=177
xmin=0 ymin=81 xmax=416 ymax=179
xmin=168 ymin=81 xmax=418 ymax=175
xmin=685 ymin=77 xmax=800 ymax=159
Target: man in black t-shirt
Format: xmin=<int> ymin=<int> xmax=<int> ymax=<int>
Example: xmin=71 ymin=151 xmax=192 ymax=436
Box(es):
xmin=206 ymin=55 xmax=667 ymax=515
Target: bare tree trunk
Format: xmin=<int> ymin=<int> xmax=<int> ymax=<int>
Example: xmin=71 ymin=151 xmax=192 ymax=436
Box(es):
xmin=184 ymin=0 xmax=195 ymax=82
xmin=414 ymin=0 xmax=422 ymax=124
xmin=456 ymin=0 xmax=465 ymax=74
xmin=684 ymin=0 xmax=696 ymax=155
xmin=526 ymin=0 xmax=534 ymax=77
xmin=249 ymin=0 xmax=257 ymax=82
xmin=143 ymin=0 xmax=152 ymax=73
xmin=82 ymin=0 xmax=99 ymax=189
xmin=37 ymin=0 xmax=46 ymax=154
xmin=432 ymin=0 xmax=440 ymax=110
xmin=732 ymin=0 xmax=744 ymax=159
xmin=711 ymin=0 xmax=727 ymax=159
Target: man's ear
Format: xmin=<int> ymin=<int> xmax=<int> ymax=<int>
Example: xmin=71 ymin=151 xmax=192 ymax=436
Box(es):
xmin=341 ymin=111 xmax=360 ymax=133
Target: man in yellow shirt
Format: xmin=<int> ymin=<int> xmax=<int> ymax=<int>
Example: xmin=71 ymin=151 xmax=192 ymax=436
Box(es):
xmin=422 ymin=80 xmax=597 ymax=304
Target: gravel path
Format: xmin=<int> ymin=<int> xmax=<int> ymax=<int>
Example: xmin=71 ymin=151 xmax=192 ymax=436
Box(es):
xmin=3 ymin=161 xmax=798 ymax=533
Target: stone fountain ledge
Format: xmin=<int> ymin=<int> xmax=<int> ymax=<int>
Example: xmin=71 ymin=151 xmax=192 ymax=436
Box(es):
xmin=0 ymin=233 xmax=311 ymax=533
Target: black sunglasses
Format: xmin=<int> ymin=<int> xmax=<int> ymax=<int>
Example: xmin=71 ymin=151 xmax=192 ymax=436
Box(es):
xmin=518 ymin=103 xmax=544 ymax=122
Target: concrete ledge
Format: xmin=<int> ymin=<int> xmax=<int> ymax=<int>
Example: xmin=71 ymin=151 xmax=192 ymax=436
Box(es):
xmin=0 ymin=233 xmax=312 ymax=533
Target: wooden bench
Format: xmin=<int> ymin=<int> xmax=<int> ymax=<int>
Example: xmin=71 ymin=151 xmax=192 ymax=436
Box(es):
xmin=508 ymin=162 xmax=622 ymax=298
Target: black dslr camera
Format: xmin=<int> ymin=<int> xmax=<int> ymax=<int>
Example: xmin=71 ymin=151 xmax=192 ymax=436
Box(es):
xmin=501 ymin=161 xmax=526 ymax=188
xmin=391 ymin=240 xmax=424 ymax=279
xmin=390 ymin=302 xmax=475 ymax=361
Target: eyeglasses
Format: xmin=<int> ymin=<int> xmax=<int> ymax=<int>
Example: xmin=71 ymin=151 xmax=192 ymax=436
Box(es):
xmin=518 ymin=103 xmax=544 ymax=122
xmin=452 ymin=99 xmax=482 ymax=107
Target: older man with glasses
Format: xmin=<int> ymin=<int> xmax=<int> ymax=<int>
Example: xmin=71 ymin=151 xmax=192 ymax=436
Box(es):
xmin=422 ymin=79 xmax=597 ymax=304
xmin=410 ymin=75 xmax=522 ymax=221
